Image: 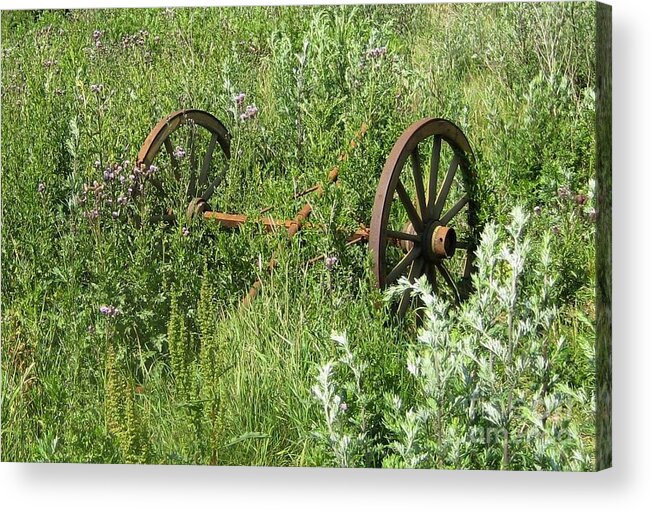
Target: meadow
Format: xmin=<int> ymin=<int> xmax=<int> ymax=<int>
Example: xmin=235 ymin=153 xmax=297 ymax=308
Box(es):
xmin=1 ymin=3 xmax=598 ymax=469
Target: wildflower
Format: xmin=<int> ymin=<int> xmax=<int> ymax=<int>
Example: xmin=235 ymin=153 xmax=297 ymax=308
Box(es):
xmin=94 ymin=160 xmax=101 ymax=168
xmin=99 ymin=304 xmax=119 ymax=318
xmin=340 ymin=402 xmax=348 ymax=412
xmin=117 ymin=195 xmax=128 ymax=206
xmin=575 ymin=193 xmax=587 ymax=206
xmin=245 ymin=104 xmax=258 ymax=118
xmin=234 ymin=92 xmax=246 ymax=106
xmin=240 ymin=104 xmax=259 ymax=121
xmin=112 ymin=211 xmax=119 ymax=219
xmin=325 ymin=256 xmax=338 ymax=271
xmin=147 ymin=164 xmax=158 ymax=175
xmin=38 ymin=182 xmax=46 ymax=193
xmin=182 ymin=227 xmax=190 ymax=237
xmin=90 ymin=83 xmax=104 ymax=94
xmin=533 ymin=205 xmax=541 ymax=215
xmin=551 ymin=225 xmax=560 ymax=235
xmin=173 ymin=146 xmax=186 ymax=160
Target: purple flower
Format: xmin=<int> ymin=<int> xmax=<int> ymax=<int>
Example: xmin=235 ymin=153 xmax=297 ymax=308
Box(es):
xmin=240 ymin=104 xmax=259 ymax=121
xmin=339 ymin=402 xmax=348 ymax=412
xmin=575 ymin=193 xmax=587 ymax=206
xmin=147 ymin=164 xmax=158 ymax=175
xmin=533 ymin=205 xmax=541 ymax=215
xmin=173 ymin=146 xmax=186 ymax=160
xmin=38 ymin=182 xmax=46 ymax=193
xmin=325 ymin=256 xmax=338 ymax=271
xmin=117 ymin=195 xmax=128 ymax=206
xmin=99 ymin=304 xmax=119 ymax=318
xmin=551 ymin=225 xmax=560 ymax=235
xmin=182 ymin=227 xmax=190 ymax=237
xmin=112 ymin=211 xmax=119 ymax=219
xmin=90 ymin=83 xmax=104 ymax=94
xmin=234 ymin=92 xmax=246 ymax=106
xmin=94 ymin=160 xmax=101 ymax=168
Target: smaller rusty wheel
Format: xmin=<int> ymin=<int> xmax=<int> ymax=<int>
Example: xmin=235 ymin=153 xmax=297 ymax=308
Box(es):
xmin=369 ymin=118 xmax=480 ymax=318
xmin=136 ymin=109 xmax=231 ymax=221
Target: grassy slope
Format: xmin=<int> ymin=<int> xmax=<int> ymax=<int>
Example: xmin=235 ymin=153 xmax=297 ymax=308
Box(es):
xmin=1 ymin=4 xmax=596 ymax=466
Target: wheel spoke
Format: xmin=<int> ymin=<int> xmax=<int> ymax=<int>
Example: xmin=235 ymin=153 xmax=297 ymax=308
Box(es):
xmin=427 ymin=135 xmax=441 ymax=219
xmin=164 ymin=137 xmax=180 ymax=180
xmin=411 ymin=148 xmax=427 ymax=217
xmin=432 ymin=155 xmax=460 ymax=220
xmin=425 ymin=263 xmax=437 ymax=294
xmin=201 ymin=165 xmax=228 ymax=201
xmin=397 ymin=257 xmax=425 ymax=317
xmin=149 ymin=176 xmax=166 ymax=197
xmin=186 ymin=126 xmax=198 ymax=199
xmin=396 ymin=179 xmax=423 ymax=232
xmin=440 ymin=195 xmax=469 ymax=225
xmin=199 ymin=133 xmax=218 ymax=187
xmin=456 ymin=239 xmax=470 ymax=250
xmin=386 ymin=230 xmax=420 ymax=242
xmin=463 ymin=248 xmax=476 ymax=279
xmin=437 ymin=262 xmax=461 ymax=305
xmin=386 ymin=246 xmax=422 ymax=285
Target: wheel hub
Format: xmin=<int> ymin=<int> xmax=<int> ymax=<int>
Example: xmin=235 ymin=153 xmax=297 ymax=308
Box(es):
xmin=186 ymin=197 xmax=211 ymax=221
xmin=400 ymin=221 xmax=457 ymax=261
xmin=427 ymin=223 xmax=456 ymax=260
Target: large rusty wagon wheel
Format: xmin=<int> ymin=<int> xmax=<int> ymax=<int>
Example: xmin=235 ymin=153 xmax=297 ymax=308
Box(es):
xmin=136 ymin=109 xmax=231 ymax=221
xmin=369 ymin=118 xmax=480 ymax=317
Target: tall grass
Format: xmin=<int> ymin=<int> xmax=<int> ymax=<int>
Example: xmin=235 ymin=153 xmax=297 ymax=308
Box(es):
xmin=2 ymin=3 xmax=596 ymax=468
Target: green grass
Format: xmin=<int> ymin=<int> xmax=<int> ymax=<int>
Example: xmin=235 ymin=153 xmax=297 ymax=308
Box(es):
xmin=1 ymin=3 xmax=597 ymax=468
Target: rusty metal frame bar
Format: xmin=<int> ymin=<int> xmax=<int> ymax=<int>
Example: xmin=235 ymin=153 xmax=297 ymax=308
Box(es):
xmin=240 ymin=122 xmax=368 ymax=306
